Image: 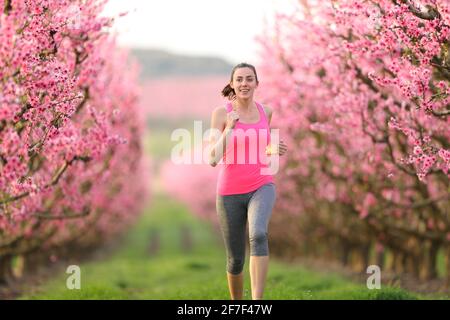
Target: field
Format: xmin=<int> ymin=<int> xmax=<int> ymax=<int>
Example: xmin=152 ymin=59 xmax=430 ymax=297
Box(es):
xmin=17 ymin=129 xmax=444 ymax=300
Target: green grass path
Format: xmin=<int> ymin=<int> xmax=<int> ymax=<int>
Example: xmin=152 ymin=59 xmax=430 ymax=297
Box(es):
xmin=19 ymin=192 xmax=428 ymax=300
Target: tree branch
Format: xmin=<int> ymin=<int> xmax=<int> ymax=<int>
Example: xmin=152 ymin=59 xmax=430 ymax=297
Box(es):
xmin=0 ymin=156 xmax=92 ymax=205
xmin=431 ymin=108 xmax=450 ymax=117
xmin=4 ymin=0 xmax=11 ymax=15
xmin=34 ymin=206 xmax=90 ymax=220
xmin=75 ymin=87 xmax=90 ymax=114
xmin=392 ymin=0 xmax=441 ymax=20
xmin=406 ymin=1 xmax=441 ymax=20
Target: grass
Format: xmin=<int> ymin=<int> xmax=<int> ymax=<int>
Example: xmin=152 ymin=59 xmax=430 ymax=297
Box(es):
xmin=18 ymin=191 xmax=432 ymax=300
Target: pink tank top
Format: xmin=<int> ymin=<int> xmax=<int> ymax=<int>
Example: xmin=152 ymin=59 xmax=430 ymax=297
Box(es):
xmin=217 ymin=101 xmax=274 ymax=195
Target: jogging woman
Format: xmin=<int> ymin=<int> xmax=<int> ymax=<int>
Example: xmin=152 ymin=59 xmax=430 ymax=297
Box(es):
xmin=208 ymin=62 xmax=287 ymax=300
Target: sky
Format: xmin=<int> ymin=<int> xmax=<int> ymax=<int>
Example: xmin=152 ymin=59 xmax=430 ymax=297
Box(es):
xmin=103 ymin=0 xmax=297 ymax=65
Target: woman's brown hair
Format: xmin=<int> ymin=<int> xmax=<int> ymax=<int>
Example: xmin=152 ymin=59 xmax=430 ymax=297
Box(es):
xmin=221 ymin=62 xmax=259 ymax=100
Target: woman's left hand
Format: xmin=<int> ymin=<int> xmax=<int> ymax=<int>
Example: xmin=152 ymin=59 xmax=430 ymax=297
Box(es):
xmin=278 ymin=140 xmax=288 ymax=156
xmin=266 ymin=140 xmax=288 ymax=156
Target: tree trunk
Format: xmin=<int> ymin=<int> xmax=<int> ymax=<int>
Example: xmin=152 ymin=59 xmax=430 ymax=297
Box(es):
xmin=148 ymin=229 xmax=160 ymax=256
xmin=376 ymin=249 xmax=385 ymax=270
xmin=0 ymin=255 xmax=15 ymax=286
xmin=340 ymin=240 xmax=351 ymax=266
xmin=393 ymin=250 xmax=405 ymax=274
xmin=180 ymin=225 xmax=193 ymax=253
xmin=445 ymin=245 xmax=450 ymax=290
xmin=422 ymin=240 xmax=440 ymax=280
xmin=23 ymin=251 xmax=44 ymax=276
xmin=407 ymin=254 xmax=421 ymax=278
xmin=361 ymin=243 xmax=371 ymax=271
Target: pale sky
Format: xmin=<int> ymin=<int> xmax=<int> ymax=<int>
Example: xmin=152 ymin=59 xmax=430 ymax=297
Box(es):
xmin=103 ymin=0 xmax=297 ymax=64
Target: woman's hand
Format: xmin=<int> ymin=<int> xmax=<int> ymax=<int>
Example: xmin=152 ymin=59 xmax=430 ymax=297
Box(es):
xmin=266 ymin=140 xmax=288 ymax=156
xmin=226 ymin=104 xmax=239 ymax=129
xmin=278 ymin=140 xmax=288 ymax=156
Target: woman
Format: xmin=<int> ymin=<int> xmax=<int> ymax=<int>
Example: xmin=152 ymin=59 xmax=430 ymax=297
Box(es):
xmin=208 ymin=62 xmax=287 ymax=300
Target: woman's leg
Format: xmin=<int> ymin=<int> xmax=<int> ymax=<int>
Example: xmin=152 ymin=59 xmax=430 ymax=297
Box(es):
xmin=249 ymin=256 xmax=269 ymax=300
xmin=216 ymin=194 xmax=248 ymax=300
xmin=247 ymin=183 xmax=276 ymax=300
xmin=226 ymin=272 xmax=244 ymax=300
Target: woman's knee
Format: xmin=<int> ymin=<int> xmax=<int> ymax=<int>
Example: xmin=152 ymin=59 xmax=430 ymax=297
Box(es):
xmin=249 ymin=231 xmax=269 ymax=256
xmin=227 ymin=257 xmax=245 ymax=274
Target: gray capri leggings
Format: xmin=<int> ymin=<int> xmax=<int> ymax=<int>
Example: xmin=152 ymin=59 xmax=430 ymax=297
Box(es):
xmin=216 ymin=182 xmax=276 ymax=275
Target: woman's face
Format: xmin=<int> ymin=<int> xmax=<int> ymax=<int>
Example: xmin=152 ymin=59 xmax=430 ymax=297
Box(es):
xmin=230 ymin=67 xmax=258 ymax=99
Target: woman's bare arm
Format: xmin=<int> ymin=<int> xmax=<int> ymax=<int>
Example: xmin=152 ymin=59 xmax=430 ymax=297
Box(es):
xmin=208 ymin=106 xmax=235 ymax=167
xmin=263 ymin=105 xmax=288 ymax=156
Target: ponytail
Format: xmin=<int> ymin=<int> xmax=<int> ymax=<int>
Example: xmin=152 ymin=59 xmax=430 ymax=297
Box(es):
xmin=221 ymin=83 xmax=235 ymax=100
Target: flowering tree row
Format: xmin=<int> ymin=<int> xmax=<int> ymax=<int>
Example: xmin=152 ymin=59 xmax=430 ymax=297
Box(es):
xmin=256 ymin=0 xmax=450 ymax=282
xmin=0 ymin=0 xmax=149 ymax=284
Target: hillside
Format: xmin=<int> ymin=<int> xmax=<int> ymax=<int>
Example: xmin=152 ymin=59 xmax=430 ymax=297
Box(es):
xmin=130 ymin=48 xmax=233 ymax=79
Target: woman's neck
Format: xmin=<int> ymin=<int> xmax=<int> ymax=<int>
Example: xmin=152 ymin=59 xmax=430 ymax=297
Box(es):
xmin=233 ymin=98 xmax=254 ymax=111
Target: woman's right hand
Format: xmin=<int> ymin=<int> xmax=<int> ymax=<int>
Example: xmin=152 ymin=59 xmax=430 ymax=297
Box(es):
xmin=226 ymin=107 xmax=239 ymax=129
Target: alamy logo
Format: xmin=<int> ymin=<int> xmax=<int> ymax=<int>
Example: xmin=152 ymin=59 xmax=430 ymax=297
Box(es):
xmin=170 ymin=121 xmax=280 ymax=174
xmin=366 ymin=265 xmax=381 ymax=289
xmin=66 ymin=265 xmax=81 ymax=290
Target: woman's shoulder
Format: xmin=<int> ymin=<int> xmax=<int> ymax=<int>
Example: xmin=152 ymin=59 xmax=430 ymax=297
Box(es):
xmin=211 ymin=105 xmax=228 ymax=124
xmin=212 ymin=105 xmax=227 ymax=116
xmin=213 ymin=103 xmax=232 ymax=116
